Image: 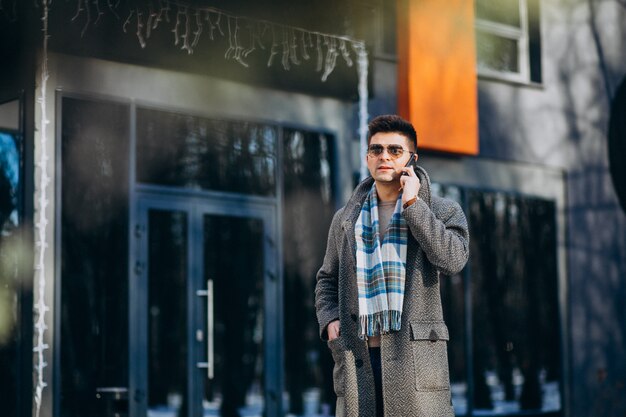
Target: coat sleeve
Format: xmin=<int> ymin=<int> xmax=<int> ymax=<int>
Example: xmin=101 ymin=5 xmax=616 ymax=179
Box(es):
xmin=314 ymin=208 xmax=344 ymax=340
xmin=402 ymin=196 xmax=469 ymax=276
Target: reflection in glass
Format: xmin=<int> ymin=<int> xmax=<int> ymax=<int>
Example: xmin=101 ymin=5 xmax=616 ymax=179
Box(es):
xmin=0 ymin=132 xmax=19 ymax=233
xmin=469 ymin=191 xmax=561 ymax=415
xmin=136 ymin=108 xmax=277 ymax=196
xmin=476 ymin=0 xmax=521 ymax=27
xmin=0 ymin=130 xmax=22 ymax=417
xmin=203 ymin=215 xmax=265 ymax=417
xmin=282 ymin=129 xmax=336 ymax=416
xmin=476 ymin=31 xmax=519 ymax=73
xmin=147 ymin=210 xmax=189 ymax=416
xmin=60 ymin=97 xmax=130 ymax=416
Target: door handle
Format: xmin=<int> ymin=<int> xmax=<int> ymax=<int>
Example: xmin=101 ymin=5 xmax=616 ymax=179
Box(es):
xmin=196 ymin=279 xmax=214 ymax=379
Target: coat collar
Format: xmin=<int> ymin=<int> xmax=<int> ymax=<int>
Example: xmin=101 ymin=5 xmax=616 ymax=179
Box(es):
xmin=340 ymin=165 xmax=433 ymax=243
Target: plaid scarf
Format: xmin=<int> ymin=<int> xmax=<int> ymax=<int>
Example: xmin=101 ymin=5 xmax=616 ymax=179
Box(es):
xmin=355 ymin=184 xmax=408 ymax=339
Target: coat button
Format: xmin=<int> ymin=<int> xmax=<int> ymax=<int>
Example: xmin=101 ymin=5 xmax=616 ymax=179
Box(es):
xmin=351 ymin=314 xmax=358 ymax=322
xmin=355 ymin=359 xmax=363 ymax=368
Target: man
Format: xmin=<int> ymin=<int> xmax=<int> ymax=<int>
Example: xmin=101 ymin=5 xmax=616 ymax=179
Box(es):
xmin=315 ymin=115 xmax=469 ymax=417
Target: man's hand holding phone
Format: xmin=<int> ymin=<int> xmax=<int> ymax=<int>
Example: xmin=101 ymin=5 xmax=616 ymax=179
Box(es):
xmin=400 ymin=153 xmax=420 ymax=207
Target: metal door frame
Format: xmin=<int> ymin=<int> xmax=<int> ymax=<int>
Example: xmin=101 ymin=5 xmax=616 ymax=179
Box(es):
xmin=129 ymin=188 xmax=281 ymax=417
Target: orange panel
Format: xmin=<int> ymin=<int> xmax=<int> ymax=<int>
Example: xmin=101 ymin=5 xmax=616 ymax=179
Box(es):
xmin=397 ymin=0 xmax=479 ymax=155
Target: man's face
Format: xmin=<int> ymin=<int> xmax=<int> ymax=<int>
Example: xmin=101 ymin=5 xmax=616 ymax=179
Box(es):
xmin=366 ymin=132 xmax=416 ymax=183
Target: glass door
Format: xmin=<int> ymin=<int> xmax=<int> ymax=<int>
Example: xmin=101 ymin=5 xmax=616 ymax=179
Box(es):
xmin=198 ymin=214 xmax=265 ymax=417
xmin=131 ymin=195 xmax=280 ymax=417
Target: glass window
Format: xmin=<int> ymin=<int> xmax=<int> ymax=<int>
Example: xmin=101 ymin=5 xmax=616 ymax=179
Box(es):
xmin=60 ymin=97 xmax=130 ymax=416
xmin=476 ymin=0 xmax=521 ymax=27
xmin=282 ymin=128 xmax=337 ymax=417
xmin=475 ymin=0 xmax=542 ymax=83
xmin=136 ymin=108 xmax=277 ymax=196
xmin=468 ymin=190 xmax=561 ymax=415
xmin=436 ymin=185 xmax=562 ymax=416
xmin=379 ymin=0 xmax=397 ymax=57
xmin=0 ymin=127 xmax=23 ymax=417
xmin=476 ymin=31 xmax=519 ymax=74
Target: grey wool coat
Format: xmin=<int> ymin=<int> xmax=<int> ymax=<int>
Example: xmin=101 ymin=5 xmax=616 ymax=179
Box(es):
xmin=315 ymin=166 xmax=469 ymax=417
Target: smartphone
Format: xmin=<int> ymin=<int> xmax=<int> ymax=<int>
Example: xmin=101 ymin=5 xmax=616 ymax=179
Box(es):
xmin=402 ymin=153 xmax=416 ymax=176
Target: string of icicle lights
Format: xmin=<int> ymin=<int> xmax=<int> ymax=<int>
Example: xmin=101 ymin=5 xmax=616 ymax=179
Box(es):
xmin=32 ymin=1 xmax=369 ymax=413
xmin=71 ymin=0 xmax=371 ymax=174
xmin=34 ymin=1 xmax=51 ymax=416
xmin=71 ymin=0 xmax=366 ymax=79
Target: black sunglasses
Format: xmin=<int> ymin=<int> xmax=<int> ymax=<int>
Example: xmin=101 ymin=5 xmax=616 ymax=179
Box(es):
xmin=367 ymin=144 xmax=409 ymax=159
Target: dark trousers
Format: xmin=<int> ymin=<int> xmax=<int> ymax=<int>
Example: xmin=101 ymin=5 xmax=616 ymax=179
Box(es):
xmin=369 ymin=347 xmax=384 ymax=417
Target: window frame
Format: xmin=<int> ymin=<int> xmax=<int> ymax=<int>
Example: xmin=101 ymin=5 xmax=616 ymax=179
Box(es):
xmin=475 ymin=0 xmax=532 ymax=84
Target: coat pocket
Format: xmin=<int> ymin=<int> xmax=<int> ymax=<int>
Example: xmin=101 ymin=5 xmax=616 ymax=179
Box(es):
xmin=327 ymin=337 xmax=346 ymax=397
xmin=409 ymin=321 xmax=451 ymax=392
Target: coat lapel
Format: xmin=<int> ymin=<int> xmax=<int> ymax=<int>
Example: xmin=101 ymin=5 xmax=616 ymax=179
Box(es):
xmin=342 ymin=168 xmax=433 ymax=266
xmin=341 ymin=177 xmax=374 ymax=259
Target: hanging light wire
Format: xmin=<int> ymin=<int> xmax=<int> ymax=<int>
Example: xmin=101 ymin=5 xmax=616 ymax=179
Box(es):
xmin=34 ymin=1 xmax=51 ymax=416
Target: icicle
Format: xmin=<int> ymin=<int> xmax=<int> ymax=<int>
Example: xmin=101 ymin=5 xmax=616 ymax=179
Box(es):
xmin=315 ymin=33 xmax=323 ymax=72
xmin=180 ymin=6 xmax=192 ymax=54
xmin=321 ymin=36 xmax=338 ymax=81
xmin=205 ymin=11 xmax=215 ymax=40
xmin=224 ymin=16 xmax=235 ymax=59
xmin=122 ymin=9 xmax=134 ymax=33
xmin=301 ymin=30 xmax=310 ymax=60
xmin=214 ymin=12 xmax=225 ymax=36
xmin=242 ymin=22 xmax=257 ymax=58
xmin=267 ymin=25 xmax=279 ymax=67
xmin=191 ymin=10 xmax=202 ymax=48
xmin=233 ymin=18 xmax=249 ymax=67
xmin=136 ymin=8 xmax=147 ymax=49
xmin=71 ymin=0 xmax=84 ymax=21
xmin=339 ymin=39 xmax=353 ymax=67
xmin=172 ymin=5 xmax=181 ymax=46
xmin=289 ymin=28 xmax=300 ymax=65
xmin=80 ymin=0 xmax=92 ymax=37
xmin=146 ymin=5 xmax=155 ymax=38
xmin=281 ymin=27 xmax=290 ymax=70
xmin=94 ymin=0 xmax=104 ymax=25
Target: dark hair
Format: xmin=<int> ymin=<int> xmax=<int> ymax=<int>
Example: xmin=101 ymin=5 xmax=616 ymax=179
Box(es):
xmin=367 ymin=115 xmax=418 ymax=150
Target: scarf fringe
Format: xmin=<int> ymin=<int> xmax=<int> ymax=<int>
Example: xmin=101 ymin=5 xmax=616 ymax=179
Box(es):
xmin=359 ymin=310 xmax=402 ymax=340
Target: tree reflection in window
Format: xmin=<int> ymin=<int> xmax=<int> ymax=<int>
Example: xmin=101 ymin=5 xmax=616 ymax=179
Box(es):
xmin=469 ymin=191 xmax=561 ymax=415
xmin=136 ymin=109 xmax=277 ymax=196
xmin=282 ymin=128 xmax=336 ymax=416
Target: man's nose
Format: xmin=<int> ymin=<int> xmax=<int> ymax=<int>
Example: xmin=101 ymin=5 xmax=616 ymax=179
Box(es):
xmin=379 ymin=148 xmax=393 ymax=160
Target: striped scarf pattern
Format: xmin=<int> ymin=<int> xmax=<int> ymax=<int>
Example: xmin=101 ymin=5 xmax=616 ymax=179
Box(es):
xmin=355 ymin=184 xmax=408 ymax=339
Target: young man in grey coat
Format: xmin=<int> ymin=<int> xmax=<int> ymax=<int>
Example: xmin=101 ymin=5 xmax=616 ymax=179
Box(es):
xmin=315 ymin=115 xmax=469 ymax=417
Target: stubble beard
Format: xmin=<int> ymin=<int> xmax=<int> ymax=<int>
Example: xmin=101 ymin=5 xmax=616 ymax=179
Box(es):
xmin=373 ymin=170 xmax=400 ymax=185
